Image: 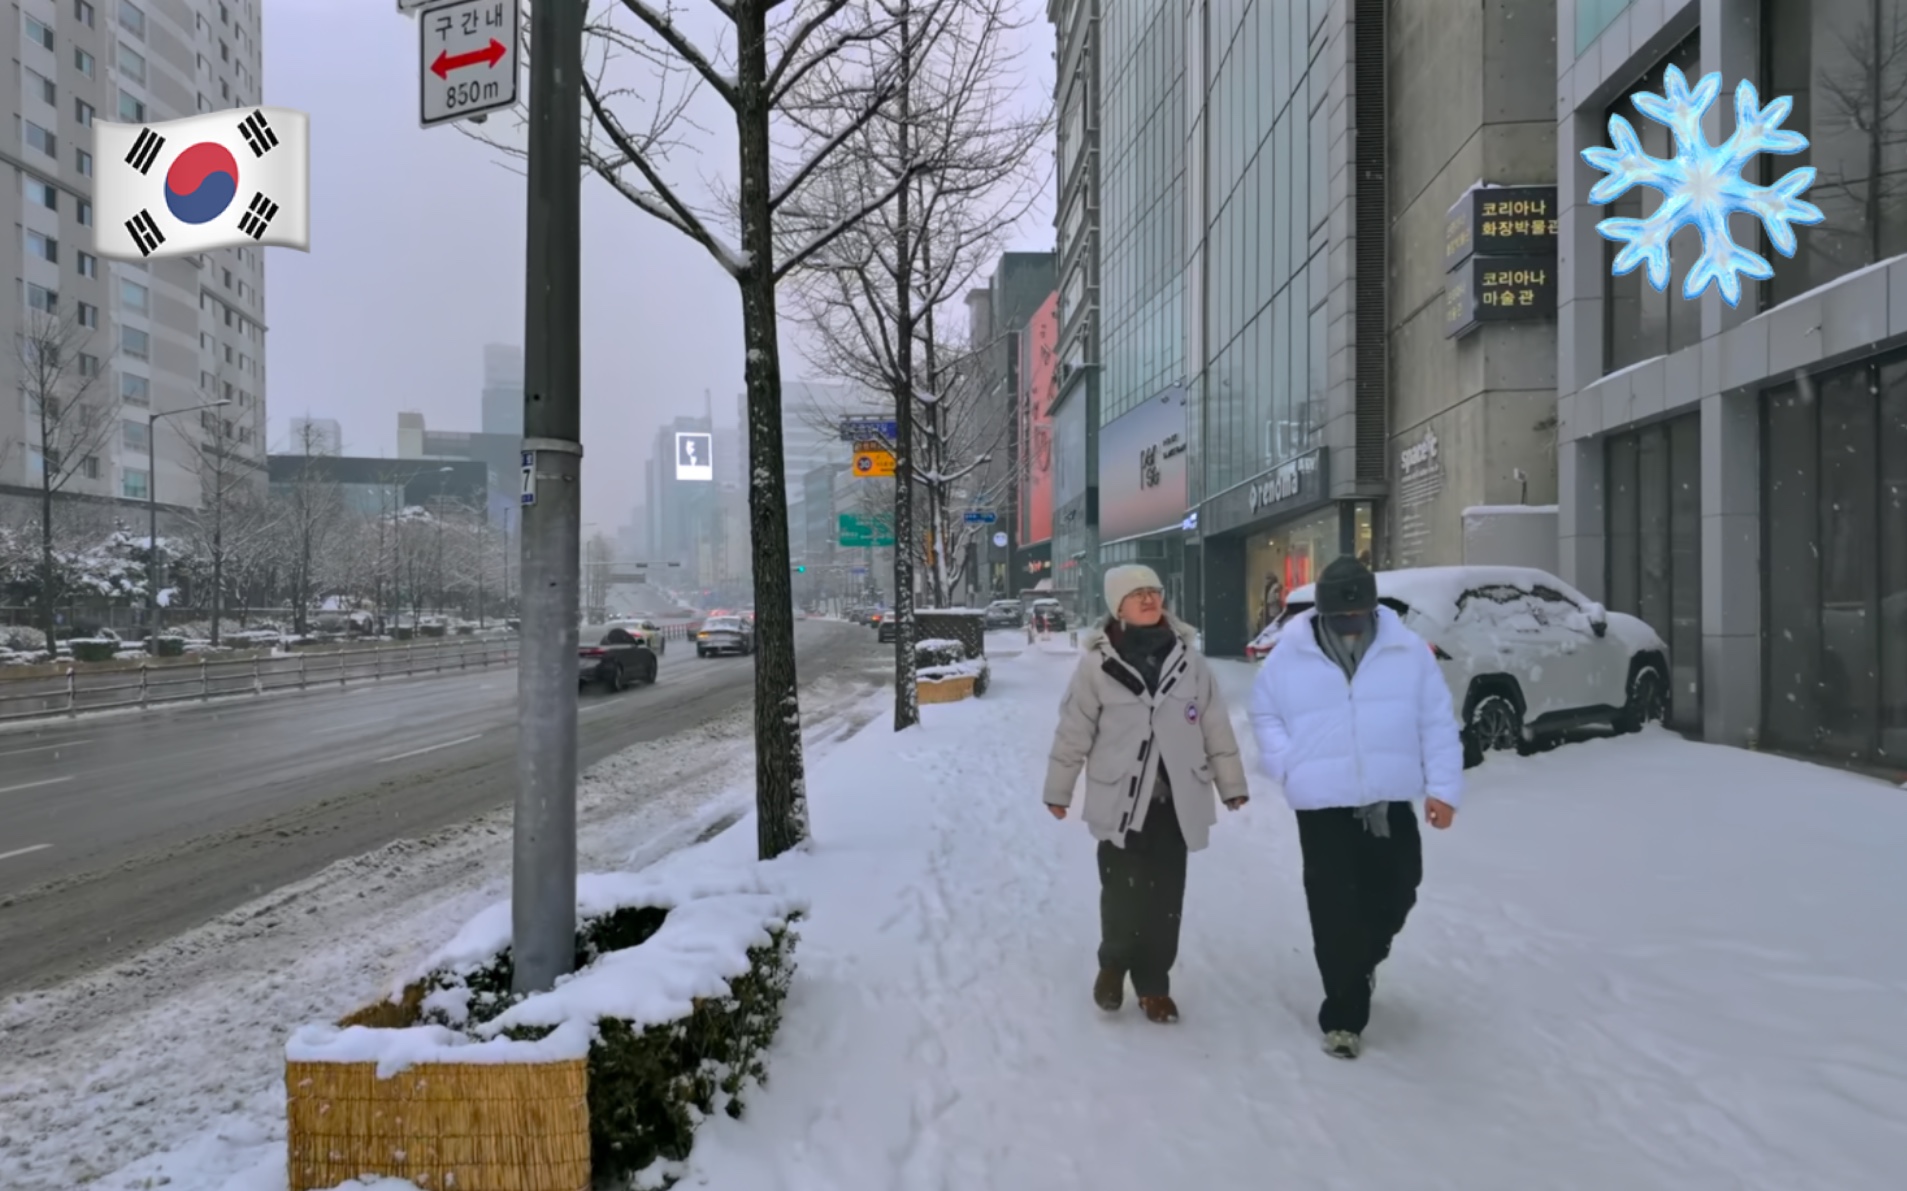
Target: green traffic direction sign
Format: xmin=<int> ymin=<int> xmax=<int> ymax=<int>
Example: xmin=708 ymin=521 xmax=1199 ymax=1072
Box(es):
xmin=837 ymin=512 xmax=895 ymax=547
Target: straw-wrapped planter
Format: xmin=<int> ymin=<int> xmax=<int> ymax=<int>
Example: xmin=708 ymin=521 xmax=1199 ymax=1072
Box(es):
xmin=287 ymin=871 xmax=804 ymax=1191
xmin=915 ymin=638 xmax=988 ymax=703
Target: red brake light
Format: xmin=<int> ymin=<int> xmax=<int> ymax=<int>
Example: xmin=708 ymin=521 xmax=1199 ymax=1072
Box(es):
xmin=581 ymin=647 xmax=605 ymax=657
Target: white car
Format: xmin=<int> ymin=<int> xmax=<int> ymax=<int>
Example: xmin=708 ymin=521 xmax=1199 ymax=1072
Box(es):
xmin=609 ymin=617 xmax=667 ymax=655
xmin=1266 ymin=565 xmax=1670 ymax=757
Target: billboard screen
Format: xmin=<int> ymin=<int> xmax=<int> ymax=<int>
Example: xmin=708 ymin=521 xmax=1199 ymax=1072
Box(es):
xmin=1019 ymin=291 xmax=1058 ymax=546
xmin=1098 ymin=387 xmax=1189 ymax=543
xmin=675 ymin=431 xmax=713 ymax=481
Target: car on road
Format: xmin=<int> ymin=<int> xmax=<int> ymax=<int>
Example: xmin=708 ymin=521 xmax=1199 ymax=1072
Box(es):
xmin=985 ymin=600 xmax=1023 ymax=629
xmin=611 ymin=617 xmax=668 ymax=654
xmin=697 ymin=615 xmax=755 ymax=657
xmin=878 ymin=613 xmax=905 ymax=643
xmin=578 ymin=624 xmax=658 ymax=691
xmin=1029 ymin=598 xmax=1066 ymax=632
xmin=1264 ymin=565 xmax=1670 ymax=757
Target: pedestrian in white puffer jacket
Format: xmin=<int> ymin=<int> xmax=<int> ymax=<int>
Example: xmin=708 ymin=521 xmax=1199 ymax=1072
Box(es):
xmin=1248 ymin=554 xmax=1463 ymax=1060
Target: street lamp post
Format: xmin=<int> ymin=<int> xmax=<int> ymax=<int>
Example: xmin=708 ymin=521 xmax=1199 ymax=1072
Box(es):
xmin=147 ymin=398 xmax=231 ymax=651
xmin=434 ymin=467 xmax=454 ymax=616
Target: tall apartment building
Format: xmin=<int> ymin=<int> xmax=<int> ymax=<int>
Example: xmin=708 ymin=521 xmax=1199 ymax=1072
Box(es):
xmin=1 ymin=0 xmax=270 ymax=530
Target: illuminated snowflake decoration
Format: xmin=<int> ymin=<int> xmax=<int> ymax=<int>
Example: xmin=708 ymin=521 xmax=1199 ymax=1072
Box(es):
xmin=1583 ymin=66 xmax=1822 ymax=307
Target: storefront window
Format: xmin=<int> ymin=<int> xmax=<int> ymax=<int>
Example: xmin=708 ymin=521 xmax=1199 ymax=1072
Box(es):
xmin=1243 ymin=507 xmax=1337 ymax=634
xmin=1763 ymin=0 xmax=1907 ymax=308
xmin=1352 ymin=502 xmax=1374 ymax=567
xmin=1604 ymin=32 xmax=1703 ymax=373
xmin=1603 ymin=412 xmax=1703 ymax=733
xmin=1762 ymin=356 xmax=1907 ymax=764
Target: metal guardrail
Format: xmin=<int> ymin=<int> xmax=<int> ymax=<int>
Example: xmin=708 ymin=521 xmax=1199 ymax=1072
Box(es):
xmin=0 ymin=637 xmax=522 ymax=723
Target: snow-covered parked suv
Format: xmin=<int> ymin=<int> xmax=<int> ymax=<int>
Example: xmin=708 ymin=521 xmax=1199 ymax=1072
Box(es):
xmin=1269 ymin=566 xmax=1670 ymax=756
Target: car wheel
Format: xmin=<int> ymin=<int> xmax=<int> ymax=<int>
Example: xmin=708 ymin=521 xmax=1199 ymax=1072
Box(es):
xmin=1465 ymin=686 xmax=1525 ymax=755
xmin=1616 ymin=659 xmax=1669 ymax=733
xmin=607 ymin=664 xmax=626 ymax=693
xmin=641 ymin=654 xmax=658 ymax=684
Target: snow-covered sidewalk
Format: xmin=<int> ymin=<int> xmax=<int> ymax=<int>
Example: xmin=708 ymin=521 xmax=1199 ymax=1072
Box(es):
xmin=677 ymin=645 xmax=1907 ymax=1190
xmin=45 ymin=640 xmax=1907 ymax=1190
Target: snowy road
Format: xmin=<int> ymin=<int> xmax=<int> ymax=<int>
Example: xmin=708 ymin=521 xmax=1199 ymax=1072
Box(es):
xmin=0 ymin=618 xmax=880 ymax=993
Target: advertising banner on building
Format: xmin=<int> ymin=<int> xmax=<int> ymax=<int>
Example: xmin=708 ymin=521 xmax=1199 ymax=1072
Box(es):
xmin=1097 ymin=386 xmax=1189 ymax=543
xmin=675 ymin=431 xmax=713 ymax=481
xmin=1019 ymin=291 xmax=1059 ymax=545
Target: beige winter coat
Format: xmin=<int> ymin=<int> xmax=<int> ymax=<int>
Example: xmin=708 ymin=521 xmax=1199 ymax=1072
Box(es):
xmin=1043 ymin=615 xmax=1251 ymax=851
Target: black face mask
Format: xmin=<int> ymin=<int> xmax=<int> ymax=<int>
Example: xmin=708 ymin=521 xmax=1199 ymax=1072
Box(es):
xmin=1325 ymin=611 xmax=1374 ymax=639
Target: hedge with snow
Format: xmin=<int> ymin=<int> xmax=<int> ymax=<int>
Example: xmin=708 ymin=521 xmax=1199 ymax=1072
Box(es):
xmin=288 ymin=869 xmax=805 ymax=1185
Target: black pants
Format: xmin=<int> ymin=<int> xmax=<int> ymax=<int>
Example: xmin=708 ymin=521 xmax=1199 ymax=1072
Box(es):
xmin=1296 ymin=802 xmax=1423 ymax=1034
xmin=1097 ymin=796 xmax=1188 ymax=997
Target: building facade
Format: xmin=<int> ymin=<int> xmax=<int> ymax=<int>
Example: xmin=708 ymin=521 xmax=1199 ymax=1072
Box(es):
xmin=288 ymin=417 xmax=342 ymax=455
xmin=1051 ymin=0 xmax=1102 ymax=617
xmin=395 ymin=410 xmax=520 ymax=523
xmin=1060 ymin=0 xmax=1559 ymax=650
xmin=1557 ymin=0 xmax=1907 ymax=769
xmin=964 ymin=253 xmax=1058 ymax=599
xmin=2 ymin=0 xmax=269 ymax=531
xmin=480 ymin=344 xmax=523 ymax=437
xmin=265 ymin=456 xmax=487 ymax=518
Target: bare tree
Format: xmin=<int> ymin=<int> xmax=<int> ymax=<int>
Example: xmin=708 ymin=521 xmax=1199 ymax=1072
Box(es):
xmin=472 ymin=0 xmax=958 ymax=857
xmin=1814 ymin=0 xmax=1907 ymax=263
xmin=275 ymin=419 xmax=344 ymax=636
xmin=776 ymin=0 xmax=1048 ymax=726
xmin=13 ymin=310 xmax=119 ymax=648
xmin=177 ymin=370 xmax=265 ymax=647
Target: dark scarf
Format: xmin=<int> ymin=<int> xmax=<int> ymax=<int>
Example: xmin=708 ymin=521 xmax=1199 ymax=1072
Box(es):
xmin=1111 ymin=619 xmax=1177 ymax=694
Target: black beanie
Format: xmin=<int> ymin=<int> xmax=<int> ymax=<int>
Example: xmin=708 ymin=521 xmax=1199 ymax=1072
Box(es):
xmin=1315 ymin=555 xmax=1377 ymax=615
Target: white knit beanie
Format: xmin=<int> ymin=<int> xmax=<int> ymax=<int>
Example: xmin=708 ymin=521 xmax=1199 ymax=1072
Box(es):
xmin=1104 ymin=564 xmax=1164 ymax=618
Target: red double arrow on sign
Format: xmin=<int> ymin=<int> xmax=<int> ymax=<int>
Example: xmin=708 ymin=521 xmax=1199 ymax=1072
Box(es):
xmin=430 ymin=37 xmax=507 ymax=79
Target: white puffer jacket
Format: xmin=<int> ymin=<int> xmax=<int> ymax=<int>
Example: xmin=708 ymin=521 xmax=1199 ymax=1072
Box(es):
xmin=1247 ymin=607 xmax=1464 ymax=811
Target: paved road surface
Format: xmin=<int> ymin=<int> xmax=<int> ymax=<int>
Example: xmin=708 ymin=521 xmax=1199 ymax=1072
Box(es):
xmin=0 ymin=619 xmax=882 ymax=993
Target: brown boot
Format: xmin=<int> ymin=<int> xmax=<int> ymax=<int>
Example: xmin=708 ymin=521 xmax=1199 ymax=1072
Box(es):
xmin=1093 ymin=969 xmax=1125 ymax=1012
xmin=1139 ymin=995 xmax=1179 ymax=1023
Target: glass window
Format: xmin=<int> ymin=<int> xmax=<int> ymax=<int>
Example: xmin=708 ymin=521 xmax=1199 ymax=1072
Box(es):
xmin=118 ymin=90 xmax=145 ymax=122
xmin=75 ymin=98 xmax=95 ymax=126
xmin=78 ymin=251 xmax=98 ymax=277
xmin=123 ymin=419 xmax=150 ymax=451
xmin=1880 ymin=361 xmax=1907 ymax=760
xmin=1762 ymin=383 xmax=1822 ymax=752
xmin=121 ymin=326 xmax=150 ymax=360
xmin=76 ymin=147 xmax=93 ymax=177
xmin=119 ymin=42 xmax=146 ymax=84
xmin=76 ymin=0 xmax=95 ymax=26
xmin=25 ymin=122 xmax=57 ymax=157
xmin=77 ymin=301 xmax=97 ymax=327
xmin=26 ymin=230 xmax=58 ymax=263
xmin=120 ymin=279 xmax=150 ymax=314
xmin=1605 ymin=432 xmax=1641 ymax=612
xmin=26 ymin=178 xmax=57 ymax=210
xmin=1604 ymin=33 xmax=1702 ymax=372
xmin=1763 ymin=0 xmax=1907 ymax=306
xmin=119 ymin=1 xmax=146 ymax=38
xmin=122 ymin=468 xmax=149 ymax=500
xmin=76 ymin=47 xmax=95 ymax=76
xmin=1817 ymin=367 xmax=1878 ymax=756
xmin=24 ymin=15 xmax=53 ymax=50
xmin=1636 ymin=424 xmax=1671 ymax=637
xmin=121 ymin=371 xmax=150 ymax=406
xmin=78 ymin=200 xmax=92 ymax=226
xmin=1576 ymin=0 xmax=1631 ymax=56
xmin=26 ymin=284 xmax=58 ymax=314
xmin=1667 ymin=414 xmax=1703 ymax=730
xmin=28 ymin=69 xmax=56 ymax=105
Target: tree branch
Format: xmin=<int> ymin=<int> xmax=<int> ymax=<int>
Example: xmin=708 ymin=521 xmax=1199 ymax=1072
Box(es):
xmin=616 ymin=0 xmax=737 ymax=107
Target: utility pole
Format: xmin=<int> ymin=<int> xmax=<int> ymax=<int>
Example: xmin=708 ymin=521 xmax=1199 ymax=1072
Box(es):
xmin=512 ymin=0 xmax=584 ymax=995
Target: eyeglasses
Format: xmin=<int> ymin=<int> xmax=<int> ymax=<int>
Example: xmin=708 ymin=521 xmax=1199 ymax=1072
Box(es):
xmin=1130 ymin=587 xmax=1163 ymax=601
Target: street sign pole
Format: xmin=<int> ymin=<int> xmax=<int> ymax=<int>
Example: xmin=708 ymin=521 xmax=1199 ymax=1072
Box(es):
xmin=510 ymin=0 xmax=582 ymax=995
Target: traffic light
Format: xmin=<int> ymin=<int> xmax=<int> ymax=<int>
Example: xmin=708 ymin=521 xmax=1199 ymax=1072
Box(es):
xmin=794 ymin=565 xmax=806 ymax=573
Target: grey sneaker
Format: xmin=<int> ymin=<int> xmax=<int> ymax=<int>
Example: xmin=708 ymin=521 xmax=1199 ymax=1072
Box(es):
xmin=1322 ymin=1030 xmax=1362 ymax=1060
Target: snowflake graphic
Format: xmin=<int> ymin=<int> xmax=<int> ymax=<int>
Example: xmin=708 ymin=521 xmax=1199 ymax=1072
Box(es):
xmin=1582 ymin=66 xmax=1823 ymax=307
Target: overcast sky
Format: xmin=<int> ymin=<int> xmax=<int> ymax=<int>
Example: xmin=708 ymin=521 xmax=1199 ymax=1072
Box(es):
xmin=259 ymin=0 xmax=1055 ymax=530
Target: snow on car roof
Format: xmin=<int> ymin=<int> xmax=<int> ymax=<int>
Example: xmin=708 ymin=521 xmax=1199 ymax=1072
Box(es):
xmin=1283 ymin=565 xmax=1599 ymax=624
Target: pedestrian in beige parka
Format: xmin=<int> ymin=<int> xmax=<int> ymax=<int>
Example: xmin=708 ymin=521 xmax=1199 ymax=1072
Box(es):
xmin=1044 ymin=564 xmax=1252 ymax=1023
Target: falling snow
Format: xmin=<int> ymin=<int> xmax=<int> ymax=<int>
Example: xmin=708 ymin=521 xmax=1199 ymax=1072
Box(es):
xmin=1583 ymin=66 xmax=1822 ymax=307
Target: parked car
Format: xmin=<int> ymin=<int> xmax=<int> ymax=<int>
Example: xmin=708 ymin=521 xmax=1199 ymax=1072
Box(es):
xmin=984 ymin=600 xmax=1023 ymax=629
xmin=1266 ymin=566 xmax=1670 ymax=756
xmin=610 ymin=617 xmax=668 ymax=654
xmin=578 ymin=624 xmax=658 ymax=691
xmin=1028 ymin=598 xmax=1066 ymax=632
xmin=697 ymin=615 xmax=755 ymax=657
xmin=1245 ymin=620 xmax=1284 ymax=661
xmin=878 ymin=613 xmax=905 ymax=644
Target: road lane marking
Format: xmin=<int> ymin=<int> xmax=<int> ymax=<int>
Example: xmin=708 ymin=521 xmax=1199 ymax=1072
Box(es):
xmin=0 ymin=739 xmax=92 ymax=757
xmin=0 ymin=843 xmax=52 ymax=862
xmin=0 ymin=776 xmax=73 ymax=795
xmin=377 ymin=734 xmax=483 ymax=763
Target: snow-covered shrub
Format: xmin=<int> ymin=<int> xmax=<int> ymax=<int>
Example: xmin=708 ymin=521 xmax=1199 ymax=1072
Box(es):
xmin=2 ymin=625 xmax=46 ymax=652
xmin=303 ymin=871 xmax=803 ymax=1189
xmin=915 ymin=637 xmax=965 ymax=670
xmin=69 ymin=638 xmax=119 ymax=663
xmin=153 ymin=635 xmax=186 ymax=658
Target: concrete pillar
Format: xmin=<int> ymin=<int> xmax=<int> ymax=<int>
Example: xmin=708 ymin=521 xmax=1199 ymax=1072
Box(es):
xmin=1557 ymin=435 xmax=1607 ymax=598
xmin=1700 ymin=0 xmax=1760 ymax=340
xmin=1699 ymin=390 xmax=1761 ymax=746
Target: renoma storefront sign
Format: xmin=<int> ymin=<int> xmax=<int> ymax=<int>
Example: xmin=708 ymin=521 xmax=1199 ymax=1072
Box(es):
xmin=1204 ymin=447 xmax=1330 ymax=538
xmin=1247 ymin=451 xmax=1320 ymax=512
